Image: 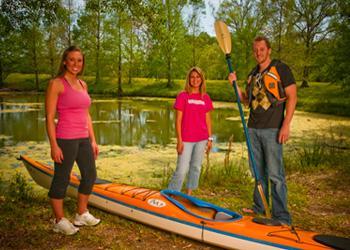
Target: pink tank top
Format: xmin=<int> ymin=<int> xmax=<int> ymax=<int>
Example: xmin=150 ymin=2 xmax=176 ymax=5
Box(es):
xmin=56 ymin=77 xmax=91 ymax=139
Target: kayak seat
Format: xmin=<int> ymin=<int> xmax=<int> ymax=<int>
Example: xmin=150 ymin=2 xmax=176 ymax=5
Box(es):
xmin=214 ymin=211 xmax=233 ymax=221
xmin=161 ymin=189 xmax=242 ymax=222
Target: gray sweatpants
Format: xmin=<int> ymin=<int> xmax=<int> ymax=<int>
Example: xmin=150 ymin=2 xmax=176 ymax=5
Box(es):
xmin=48 ymin=138 xmax=97 ymax=199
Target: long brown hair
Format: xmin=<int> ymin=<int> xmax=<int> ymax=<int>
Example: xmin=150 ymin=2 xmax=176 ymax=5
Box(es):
xmin=184 ymin=67 xmax=206 ymax=95
xmin=56 ymin=46 xmax=85 ymax=77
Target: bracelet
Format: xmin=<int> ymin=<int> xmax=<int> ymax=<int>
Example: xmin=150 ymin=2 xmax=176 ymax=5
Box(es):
xmin=208 ymin=137 xmax=214 ymax=141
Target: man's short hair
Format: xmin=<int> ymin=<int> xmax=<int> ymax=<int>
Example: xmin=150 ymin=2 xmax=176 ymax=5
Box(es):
xmin=253 ymin=36 xmax=271 ymax=49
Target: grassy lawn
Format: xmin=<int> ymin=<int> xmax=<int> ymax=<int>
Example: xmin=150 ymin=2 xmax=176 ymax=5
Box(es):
xmin=296 ymin=82 xmax=350 ymax=117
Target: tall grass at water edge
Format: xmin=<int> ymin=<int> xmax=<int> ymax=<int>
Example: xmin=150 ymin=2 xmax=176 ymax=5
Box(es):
xmin=0 ymin=130 xmax=349 ymax=243
xmin=159 ymin=131 xmax=350 ymax=192
xmin=157 ymin=130 xmax=350 ymax=218
xmin=284 ymin=132 xmax=350 ymax=173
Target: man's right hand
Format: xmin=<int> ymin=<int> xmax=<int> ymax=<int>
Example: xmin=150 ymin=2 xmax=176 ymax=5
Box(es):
xmin=228 ymin=72 xmax=237 ymax=84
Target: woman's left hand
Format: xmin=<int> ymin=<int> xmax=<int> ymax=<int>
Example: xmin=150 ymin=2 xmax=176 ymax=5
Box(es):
xmin=206 ymin=140 xmax=212 ymax=153
xmin=91 ymin=141 xmax=99 ymax=159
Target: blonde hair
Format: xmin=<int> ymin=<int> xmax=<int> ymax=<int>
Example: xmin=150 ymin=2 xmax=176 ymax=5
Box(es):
xmin=184 ymin=67 xmax=206 ymax=95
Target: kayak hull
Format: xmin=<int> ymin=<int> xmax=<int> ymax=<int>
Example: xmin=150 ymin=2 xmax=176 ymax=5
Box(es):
xmin=20 ymin=155 xmax=334 ymax=250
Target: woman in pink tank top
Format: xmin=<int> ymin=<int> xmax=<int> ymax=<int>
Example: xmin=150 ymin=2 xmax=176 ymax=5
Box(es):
xmin=45 ymin=46 xmax=100 ymax=235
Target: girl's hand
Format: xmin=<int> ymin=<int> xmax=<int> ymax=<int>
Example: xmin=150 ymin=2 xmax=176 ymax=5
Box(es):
xmin=51 ymin=145 xmax=64 ymax=163
xmin=206 ymin=140 xmax=212 ymax=153
xmin=177 ymin=141 xmax=184 ymax=155
xmin=91 ymin=141 xmax=99 ymax=159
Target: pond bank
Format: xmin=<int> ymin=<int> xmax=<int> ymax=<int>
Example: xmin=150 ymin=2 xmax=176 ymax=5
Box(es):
xmin=1 ymin=108 xmax=349 ymax=248
xmin=1 ymin=109 xmax=349 ymax=187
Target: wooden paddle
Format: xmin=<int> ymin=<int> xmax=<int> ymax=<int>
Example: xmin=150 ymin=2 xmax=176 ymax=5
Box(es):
xmin=214 ymin=20 xmax=271 ymax=219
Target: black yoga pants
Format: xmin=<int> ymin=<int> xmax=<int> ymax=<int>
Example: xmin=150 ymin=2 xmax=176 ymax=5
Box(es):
xmin=48 ymin=138 xmax=96 ymax=199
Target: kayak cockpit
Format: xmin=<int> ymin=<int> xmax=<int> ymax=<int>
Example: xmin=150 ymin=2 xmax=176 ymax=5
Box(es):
xmin=161 ymin=189 xmax=242 ymax=222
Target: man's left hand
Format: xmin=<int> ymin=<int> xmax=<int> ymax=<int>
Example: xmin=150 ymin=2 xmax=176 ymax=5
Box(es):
xmin=278 ymin=124 xmax=290 ymax=144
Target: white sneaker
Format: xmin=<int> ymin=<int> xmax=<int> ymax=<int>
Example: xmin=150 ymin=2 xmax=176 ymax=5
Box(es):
xmin=74 ymin=210 xmax=100 ymax=226
xmin=53 ymin=217 xmax=79 ymax=235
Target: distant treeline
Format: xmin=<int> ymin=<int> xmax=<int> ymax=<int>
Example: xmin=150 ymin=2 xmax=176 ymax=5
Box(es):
xmin=1 ymin=0 xmax=349 ymax=94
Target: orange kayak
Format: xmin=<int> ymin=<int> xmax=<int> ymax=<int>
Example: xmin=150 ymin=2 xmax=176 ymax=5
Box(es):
xmin=20 ymin=155 xmax=348 ymax=250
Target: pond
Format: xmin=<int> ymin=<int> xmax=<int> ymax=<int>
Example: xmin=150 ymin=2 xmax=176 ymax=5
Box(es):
xmin=0 ymin=94 xmax=244 ymax=148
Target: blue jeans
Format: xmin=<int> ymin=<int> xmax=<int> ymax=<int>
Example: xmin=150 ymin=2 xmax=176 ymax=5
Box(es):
xmin=168 ymin=140 xmax=207 ymax=192
xmin=248 ymin=128 xmax=291 ymax=225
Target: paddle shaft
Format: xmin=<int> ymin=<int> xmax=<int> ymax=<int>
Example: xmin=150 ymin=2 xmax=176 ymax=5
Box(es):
xmin=225 ymin=54 xmax=271 ymax=218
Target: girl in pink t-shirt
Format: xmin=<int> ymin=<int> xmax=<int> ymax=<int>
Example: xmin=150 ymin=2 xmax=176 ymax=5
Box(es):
xmin=168 ymin=67 xmax=213 ymax=195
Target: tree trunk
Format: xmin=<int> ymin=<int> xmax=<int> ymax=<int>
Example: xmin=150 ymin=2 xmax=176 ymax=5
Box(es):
xmin=301 ymin=40 xmax=311 ymax=88
xmin=48 ymin=31 xmax=55 ymax=78
xmin=301 ymin=66 xmax=310 ymax=88
xmin=276 ymin=1 xmax=283 ymax=59
xmin=68 ymin=0 xmax=72 ymax=46
xmin=167 ymin=57 xmax=172 ymax=88
xmin=0 ymin=57 xmax=4 ymax=89
xmin=32 ymin=28 xmax=39 ymax=91
xmin=128 ymin=20 xmax=133 ymax=86
xmin=95 ymin=1 xmax=101 ymax=85
xmin=166 ymin=0 xmax=173 ymax=88
xmin=117 ymin=12 xmax=123 ymax=97
xmin=301 ymin=64 xmax=310 ymax=87
xmin=192 ymin=19 xmax=196 ymax=67
xmin=300 ymin=79 xmax=309 ymax=88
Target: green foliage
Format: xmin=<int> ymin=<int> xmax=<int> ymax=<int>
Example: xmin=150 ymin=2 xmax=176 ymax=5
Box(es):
xmin=200 ymin=160 xmax=251 ymax=189
xmin=296 ymin=82 xmax=350 ymax=116
xmin=7 ymin=172 xmax=34 ymax=202
xmin=4 ymin=73 xmax=50 ymax=91
xmin=200 ymin=138 xmax=252 ymax=190
xmin=159 ymin=163 xmax=174 ymax=189
xmin=294 ymin=139 xmax=328 ymax=170
xmin=285 ymin=131 xmax=350 ymax=173
xmin=0 ymin=0 xmax=345 ymax=91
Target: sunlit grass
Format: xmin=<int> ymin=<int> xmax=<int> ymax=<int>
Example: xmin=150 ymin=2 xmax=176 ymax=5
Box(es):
xmin=296 ymin=81 xmax=350 ymax=116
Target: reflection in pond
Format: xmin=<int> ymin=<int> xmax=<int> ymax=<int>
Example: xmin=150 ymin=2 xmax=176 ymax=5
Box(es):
xmin=0 ymin=94 xmax=244 ymax=147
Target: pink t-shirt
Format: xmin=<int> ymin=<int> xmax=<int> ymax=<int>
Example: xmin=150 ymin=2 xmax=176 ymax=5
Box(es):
xmin=174 ymin=91 xmax=213 ymax=142
xmin=56 ymin=78 xmax=91 ymax=139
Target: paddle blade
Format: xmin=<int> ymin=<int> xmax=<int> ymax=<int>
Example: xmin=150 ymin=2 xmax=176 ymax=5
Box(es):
xmin=214 ymin=20 xmax=231 ymax=54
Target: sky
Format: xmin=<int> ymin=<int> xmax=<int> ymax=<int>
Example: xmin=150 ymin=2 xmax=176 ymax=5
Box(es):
xmin=201 ymin=0 xmax=223 ymax=36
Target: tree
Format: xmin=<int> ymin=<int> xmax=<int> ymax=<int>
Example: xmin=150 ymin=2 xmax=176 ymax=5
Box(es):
xmin=77 ymin=0 xmax=109 ymax=85
xmin=1 ymin=0 xmax=59 ymax=90
xmin=0 ymin=4 xmax=20 ymax=87
xmin=185 ymin=0 xmax=205 ymax=67
xmin=333 ymin=1 xmax=350 ymax=89
xmin=293 ymin=0 xmax=336 ymax=88
xmin=267 ymin=0 xmax=295 ymax=59
xmin=143 ymin=0 xmax=188 ymax=87
xmin=46 ymin=4 xmax=69 ymax=78
xmin=62 ymin=0 xmax=75 ymax=47
xmin=217 ymin=0 xmax=270 ymax=78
